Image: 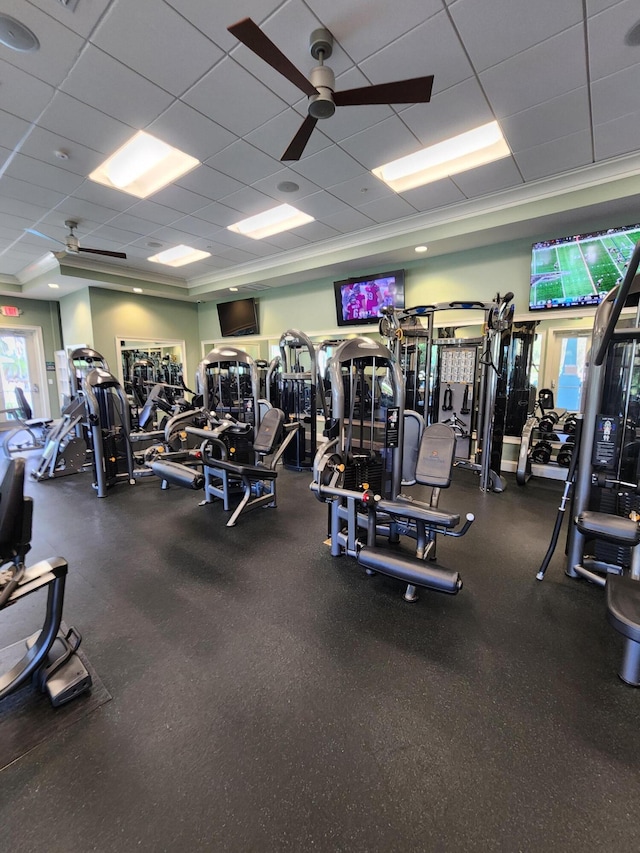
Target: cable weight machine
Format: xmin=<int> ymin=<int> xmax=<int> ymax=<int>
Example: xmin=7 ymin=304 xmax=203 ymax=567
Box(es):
xmin=379 ymin=293 xmax=514 ymax=492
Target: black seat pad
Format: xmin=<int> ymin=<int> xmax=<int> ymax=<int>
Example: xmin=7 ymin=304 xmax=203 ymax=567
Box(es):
xmin=377 ymin=498 xmax=459 ymax=528
xmin=576 ymin=511 xmax=640 ymax=546
xmin=211 ymin=458 xmax=277 ymax=480
xmin=607 ymin=574 xmax=640 ymax=643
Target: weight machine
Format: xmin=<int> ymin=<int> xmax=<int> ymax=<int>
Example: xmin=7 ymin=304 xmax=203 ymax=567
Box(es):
xmin=267 ymin=329 xmax=319 ymax=470
xmin=311 ymin=337 xmax=473 ymax=602
xmin=32 ymin=348 xmax=110 ymax=483
xmin=541 ymin=238 xmax=640 ymax=685
xmin=379 ymin=293 xmax=515 ymax=492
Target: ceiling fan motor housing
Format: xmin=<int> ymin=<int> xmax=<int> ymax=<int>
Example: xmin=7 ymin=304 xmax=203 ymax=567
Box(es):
xmin=309 ymin=64 xmax=336 ymax=119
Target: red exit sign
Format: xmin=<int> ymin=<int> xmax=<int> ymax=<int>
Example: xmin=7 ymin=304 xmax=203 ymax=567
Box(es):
xmin=0 ymin=306 xmax=22 ymax=317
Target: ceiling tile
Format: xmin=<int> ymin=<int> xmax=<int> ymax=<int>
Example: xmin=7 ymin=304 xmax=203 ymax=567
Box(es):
xmin=288 ymin=146 xmax=367 ymax=186
xmin=480 ymin=26 xmax=587 ymax=117
xmin=306 ymin=0 xmax=443 ymax=64
xmin=357 ymin=194 xmax=418 ymax=223
xmin=449 ymin=0 xmax=583 ymax=72
xmin=321 ymin=208 xmax=377 ymax=233
xmin=293 ymin=192 xmax=352 ymax=219
xmin=164 ymin=0 xmax=279 ymax=51
xmin=0 ymin=175 xmax=66 ymax=210
xmin=251 ymin=168 xmax=323 ymax=203
xmin=73 ymin=180 xmax=139 ymax=213
xmin=399 ymin=179 xmax=466 ymax=212
xmin=298 ymin=221 xmax=340 ymax=242
xmin=25 ymin=0 xmax=114 ymax=38
xmin=594 ymin=109 xmax=640 ymax=159
xmin=205 ymin=141 xmax=282 ymax=184
xmin=262 ymin=231 xmax=310 ymax=250
xmin=326 ymin=172 xmax=396 ymax=206
xmin=18 ymin=127 xmax=106 ymax=177
xmin=60 ymin=45 xmax=175 ymax=127
xmin=588 ymin=0 xmax=640 ymax=80
xmin=244 ymin=110 xmax=332 ymax=161
xmin=177 ymin=165 xmax=244 ymax=200
xmin=38 ymin=91 xmax=134 ymax=155
xmin=0 ymin=3 xmax=85 ymax=86
xmin=359 ymin=11 xmax=473 ymax=95
xmin=0 ymin=110 xmax=30 ymax=151
xmin=192 ymin=202 xmax=245 ymax=228
xmin=591 ymin=63 xmax=640 ymax=125
xmin=183 ymin=56 xmax=288 ymax=137
xmin=0 ymin=59 xmax=55 ymax=123
xmin=217 ymin=187 xmax=275 ymax=215
xmin=147 ymin=184 xmax=210 ymax=215
xmin=4 ymin=154 xmax=86 ymax=195
xmin=340 ymin=115 xmax=422 ymax=170
xmin=148 ymin=102 xmax=235 ymax=163
xmin=513 ymin=130 xmax=593 ymax=181
xmin=91 ymin=0 xmax=222 ymax=97
xmin=501 ymin=88 xmax=591 ymax=152
xmin=126 ymin=200 xmax=185 ymax=225
xmin=401 ymin=78 xmax=493 ymax=148
xmin=452 ymin=157 xmax=524 ymax=198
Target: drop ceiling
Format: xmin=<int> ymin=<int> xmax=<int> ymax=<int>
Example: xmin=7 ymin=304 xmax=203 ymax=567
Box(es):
xmin=1 ymin=0 xmax=639 ymax=302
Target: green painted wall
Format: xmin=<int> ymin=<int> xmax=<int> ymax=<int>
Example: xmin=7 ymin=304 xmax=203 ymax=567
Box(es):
xmin=87 ymin=288 xmax=201 ymax=387
xmin=59 ymin=288 xmax=94 ymax=350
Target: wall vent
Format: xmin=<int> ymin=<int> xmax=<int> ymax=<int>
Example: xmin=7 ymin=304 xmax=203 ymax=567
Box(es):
xmin=234 ymin=283 xmax=271 ymax=293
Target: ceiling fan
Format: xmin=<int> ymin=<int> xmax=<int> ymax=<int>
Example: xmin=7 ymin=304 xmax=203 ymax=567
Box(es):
xmin=227 ymin=18 xmax=434 ymax=161
xmin=26 ymin=220 xmax=127 ymax=259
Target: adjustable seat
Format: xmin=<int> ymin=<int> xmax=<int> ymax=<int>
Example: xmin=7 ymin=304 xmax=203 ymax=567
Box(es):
xmin=200 ymin=407 xmax=299 ymax=526
xmin=573 ymin=510 xmax=640 ymax=686
xmin=357 ymin=422 xmax=473 ymax=601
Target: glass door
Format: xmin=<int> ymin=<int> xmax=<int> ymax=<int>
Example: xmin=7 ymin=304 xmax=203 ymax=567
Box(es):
xmin=546 ymin=330 xmax=591 ymax=412
xmin=0 ymin=327 xmax=49 ymax=422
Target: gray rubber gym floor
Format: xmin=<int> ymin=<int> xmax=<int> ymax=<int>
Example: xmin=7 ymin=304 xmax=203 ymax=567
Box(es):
xmin=1 ymin=460 xmax=639 ymax=853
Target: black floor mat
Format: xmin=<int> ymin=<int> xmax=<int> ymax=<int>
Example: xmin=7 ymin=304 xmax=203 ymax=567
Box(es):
xmin=0 ymin=630 xmax=111 ymax=771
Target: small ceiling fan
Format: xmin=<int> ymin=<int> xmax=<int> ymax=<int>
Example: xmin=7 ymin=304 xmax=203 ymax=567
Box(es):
xmin=227 ymin=18 xmax=434 ymax=161
xmin=26 ymin=220 xmax=127 ymax=259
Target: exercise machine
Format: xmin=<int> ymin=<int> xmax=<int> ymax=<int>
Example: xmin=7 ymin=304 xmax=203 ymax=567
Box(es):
xmin=267 ymin=329 xmax=319 ymax=470
xmin=556 ymin=238 xmax=640 ymax=684
xmin=379 ymin=293 xmax=515 ymax=492
xmin=0 ymin=457 xmax=91 ymax=706
xmin=311 ymin=337 xmax=473 ymax=602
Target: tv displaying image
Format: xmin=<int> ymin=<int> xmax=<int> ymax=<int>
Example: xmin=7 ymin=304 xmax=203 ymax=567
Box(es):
xmin=529 ymin=223 xmax=640 ymax=311
xmin=334 ymin=270 xmax=405 ymax=327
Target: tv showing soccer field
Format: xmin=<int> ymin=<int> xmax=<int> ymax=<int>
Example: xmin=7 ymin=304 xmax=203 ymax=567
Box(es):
xmin=529 ymin=223 xmax=640 ymax=311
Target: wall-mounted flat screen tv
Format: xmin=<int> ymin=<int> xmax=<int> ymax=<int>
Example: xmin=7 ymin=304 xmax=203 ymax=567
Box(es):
xmin=334 ymin=269 xmax=405 ymax=327
xmin=529 ymin=223 xmax=640 ymax=311
xmin=217 ymin=297 xmax=259 ymax=336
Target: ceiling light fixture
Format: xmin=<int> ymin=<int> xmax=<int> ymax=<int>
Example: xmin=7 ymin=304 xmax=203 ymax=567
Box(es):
xmin=133 ymin=287 xmax=143 ymax=293
xmin=227 ymin=204 xmax=314 ymax=240
xmin=372 ymin=121 xmax=510 ymax=193
xmin=147 ymin=245 xmax=211 ymax=267
xmin=415 ymin=245 xmax=428 ymax=253
xmin=47 ymin=282 xmax=60 ymax=289
xmin=89 ymin=131 xmax=200 ymax=199
xmin=229 ymin=287 xmax=239 ymax=292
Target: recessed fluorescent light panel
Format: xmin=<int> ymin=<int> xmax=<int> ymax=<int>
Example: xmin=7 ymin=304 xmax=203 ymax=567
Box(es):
xmin=47 ymin=282 xmax=60 ymax=289
xmin=133 ymin=287 xmax=143 ymax=293
xmin=227 ymin=204 xmax=314 ymax=240
xmin=147 ymin=245 xmax=211 ymax=268
xmin=372 ymin=121 xmax=510 ymax=193
xmin=89 ymin=131 xmax=200 ymax=199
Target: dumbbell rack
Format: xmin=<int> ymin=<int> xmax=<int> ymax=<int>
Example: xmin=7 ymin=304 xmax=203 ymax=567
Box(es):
xmin=517 ymin=411 xmax=579 ymax=484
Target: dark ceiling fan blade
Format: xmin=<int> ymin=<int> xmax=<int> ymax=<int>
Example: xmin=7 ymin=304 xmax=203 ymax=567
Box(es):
xmin=334 ymin=75 xmax=434 ymax=107
xmin=228 ymin=18 xmax=318 ymax=98
xmin=281 ymin=115 xmax=318 ymax=161
xmin=78 ymin=247 xmax=127 ymax=259
xmin=25 ymin=228 xmax=63 ymax=245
